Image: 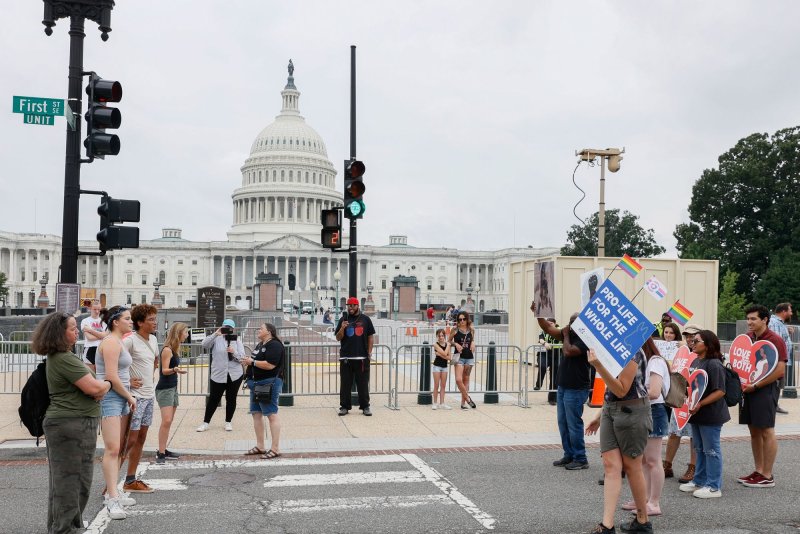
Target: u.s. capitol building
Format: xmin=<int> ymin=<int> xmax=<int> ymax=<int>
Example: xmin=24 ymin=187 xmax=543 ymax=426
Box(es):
xmin=0 ymin=63 xmax=556 ymax=313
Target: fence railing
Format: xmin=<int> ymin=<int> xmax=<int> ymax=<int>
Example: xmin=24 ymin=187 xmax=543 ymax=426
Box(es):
xmin=5 ymin=339 xmax=797 ymax=407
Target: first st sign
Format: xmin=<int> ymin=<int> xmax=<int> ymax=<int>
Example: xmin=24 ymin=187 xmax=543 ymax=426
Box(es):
xmin=12 ymin=96 xmax=65 ymax=126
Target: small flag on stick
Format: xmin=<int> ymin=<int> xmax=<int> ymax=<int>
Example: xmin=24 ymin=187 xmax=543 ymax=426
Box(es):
xmin=667 ymin=300 xmax=693 ymax=326
xmin=617 ymin=254 xmax=643 ymax=279
xmin=644 ymin=276 xmax=668 ymax=301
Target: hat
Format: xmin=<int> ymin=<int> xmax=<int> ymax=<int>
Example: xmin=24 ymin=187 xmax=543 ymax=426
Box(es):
xmin=222 ymin=319 xmax=236 ymax=328
xmin=346 ymin=297 xmax=359 ymax=305
xmin=682 ymin=323 xmax=702 ymax=335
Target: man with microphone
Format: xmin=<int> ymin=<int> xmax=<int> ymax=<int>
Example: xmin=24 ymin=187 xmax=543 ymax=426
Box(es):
xmin=336 ymin=297 xmax=375 ymax=416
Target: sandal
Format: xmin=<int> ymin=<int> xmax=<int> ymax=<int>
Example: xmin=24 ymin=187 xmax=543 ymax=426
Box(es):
xmin=245 ymin=447 xmax=266 ymax=456
xmin=262 ymin=450 xmax=282 ymax=459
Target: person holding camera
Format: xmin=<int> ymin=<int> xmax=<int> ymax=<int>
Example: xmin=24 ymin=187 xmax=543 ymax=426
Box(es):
xmin=197 ymin=318 xmax=245 ymax=432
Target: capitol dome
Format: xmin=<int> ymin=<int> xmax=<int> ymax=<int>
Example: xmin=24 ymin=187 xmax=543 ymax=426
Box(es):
xmin=227 ymin=60 xmax=342 ymax=243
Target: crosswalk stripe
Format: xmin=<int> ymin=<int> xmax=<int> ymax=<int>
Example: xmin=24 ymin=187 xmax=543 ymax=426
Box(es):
xmin=264 ymin=494 xmax=452 ymax=514
xmin=402 ymin=453 xmax=495 ymax=530
xmin=146 ymin=454 xmax=407 ymax=471
xmin=143 ymin=478 xmax=187 ymax=490
xmin=264 ymin=470 xmax=424 ymax=487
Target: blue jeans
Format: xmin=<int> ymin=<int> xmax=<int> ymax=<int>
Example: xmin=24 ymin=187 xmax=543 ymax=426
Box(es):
xmin=690 ymin=423 xmax=723 ymax=490
xmin=557 ymin=387 xmax=589 ymax=463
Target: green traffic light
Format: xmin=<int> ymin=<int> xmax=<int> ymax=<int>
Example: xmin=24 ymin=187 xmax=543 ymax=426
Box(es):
xmin=347 ymin=200 xmax=365 ymax=217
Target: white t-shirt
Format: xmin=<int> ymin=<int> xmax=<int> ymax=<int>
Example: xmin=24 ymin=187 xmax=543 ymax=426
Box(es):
xmin=645 ymin=356 xmax=670 ymax=405
xmin=123 ymin=333 xmax=159 ymax=399
xmin=80 ymin=316 xmax=106 ymax=349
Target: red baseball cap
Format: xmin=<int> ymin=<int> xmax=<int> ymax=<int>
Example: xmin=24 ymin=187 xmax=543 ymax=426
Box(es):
xmin=346 ymin=297 xmax=359 ymax=305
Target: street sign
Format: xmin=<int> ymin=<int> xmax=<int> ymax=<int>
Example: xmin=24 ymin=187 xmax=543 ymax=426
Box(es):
xmin=64 ymin=104 xmax=75 ymax=130
xmin=13 ymin=96 xmax=66 ymax=126
xmin=13 ymin=96 xmax=64 ymax=116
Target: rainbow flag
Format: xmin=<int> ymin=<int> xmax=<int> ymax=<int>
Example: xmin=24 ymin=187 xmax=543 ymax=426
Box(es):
xmin=667 ymin=300 xmax=693 ymax=326
xmin=617 ymin=254 xmax=643 ymax=278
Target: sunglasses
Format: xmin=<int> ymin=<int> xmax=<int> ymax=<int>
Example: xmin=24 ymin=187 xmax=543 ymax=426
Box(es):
xmin=458 ymin=317 xmax=467 ymax=322
xmin=693 ymin=338 xmax=704 ymax=344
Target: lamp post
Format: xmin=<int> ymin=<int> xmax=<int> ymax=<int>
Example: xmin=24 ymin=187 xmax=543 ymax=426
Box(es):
xmin=152 ymin=280 xmax=163 ymax=308
xmin=476 ymin=284 xmax=481 ymax=313
xmin=466 ymin=283 xmax=473 ymax=313
xmin=333 ymin=269 xmax=341 ymax=316
xmin=309 ymin=280 xmax=316 ymax=318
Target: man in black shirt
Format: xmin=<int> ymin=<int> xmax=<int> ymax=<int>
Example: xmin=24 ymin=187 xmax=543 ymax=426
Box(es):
xmin=531 ymin=302 xmax=591 ymax=470
xmin=335 ymin=297 xmax=376 ymax=416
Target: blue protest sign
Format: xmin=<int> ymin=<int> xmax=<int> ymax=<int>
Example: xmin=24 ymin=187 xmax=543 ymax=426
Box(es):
xmin=571 ymin=278 xmax=652 ymax=377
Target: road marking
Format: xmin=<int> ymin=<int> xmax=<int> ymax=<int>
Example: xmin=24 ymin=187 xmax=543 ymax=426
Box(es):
xmin=264 ymin=494 xmax=452 ymax=514
xmin=402 ymin=453 xmax=495 ymax=530
xmin=145 ymin=454 xmax=407 ymax=470
xmin=264 ymin=470 xmax=424 ymax=487
xmin=143 ymin=478 xmax=187 ymax=490
xmin=84 ymin=509 xmax=111 ymax=534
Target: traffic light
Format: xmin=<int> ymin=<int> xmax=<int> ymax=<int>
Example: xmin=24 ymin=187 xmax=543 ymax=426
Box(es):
xmin=321 ymin=208 xmax=342 ymax=249
xmin=84 ymin=73 xmax=122 ymax=159
xmin=97 ymin=195 xmax=140 ymax=251
xmin=343 ymin=159 xmax=365 ymax=219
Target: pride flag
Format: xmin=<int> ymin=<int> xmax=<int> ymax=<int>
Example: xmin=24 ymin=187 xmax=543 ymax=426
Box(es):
xmin=667 ymin=300 xmax=693 ymax=326
xmin=617 ymin=254 xmax=643 ymax=278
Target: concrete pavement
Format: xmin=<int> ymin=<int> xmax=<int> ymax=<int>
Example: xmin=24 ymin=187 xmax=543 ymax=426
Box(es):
xmin=4 ymin=392 xmax=800 ymax=455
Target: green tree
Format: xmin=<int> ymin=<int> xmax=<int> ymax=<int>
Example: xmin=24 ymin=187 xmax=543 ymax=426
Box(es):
xmin=0 ymin=272 xmax=8 ymax=307
xmin=754 ymin=247 xmax=800 ymax=308
xmin=717 ymin=270 xmax=747 ymax=322
xmin=561 ymin=209 xmax=666 ymax=257
xmin=675 ymin=126 xmax=800 ymax=299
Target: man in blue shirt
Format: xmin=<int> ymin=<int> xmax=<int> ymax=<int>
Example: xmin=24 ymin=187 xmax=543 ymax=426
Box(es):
xmin=769 ymin=302 xmax=793 ymax=414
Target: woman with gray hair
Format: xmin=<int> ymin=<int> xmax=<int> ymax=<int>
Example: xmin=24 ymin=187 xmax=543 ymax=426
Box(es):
xmin=33 ymin=312 xmax=112 ymax=533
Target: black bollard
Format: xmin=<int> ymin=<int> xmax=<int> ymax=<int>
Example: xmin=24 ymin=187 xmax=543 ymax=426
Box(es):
xmin=417 ymin=341 xmax=433 ymax=405
xmin=279 ymin=340 xmax=294 ymax=406
xmin=484 ymin=341 xmax=498 ymax=404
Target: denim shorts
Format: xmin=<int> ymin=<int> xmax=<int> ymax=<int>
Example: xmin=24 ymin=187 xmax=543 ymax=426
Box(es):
xmin=100 ymin=389 xmax=130 ymax=418
xmin=649 ymin=403 xmax=669 ymax=438
xmin=248 ymin=377 xmax=282 ymax=416
xmin=432 ymin=365 xmax=448 ymax=373
xmin=456 ymin=358 xmax=474 ymax=367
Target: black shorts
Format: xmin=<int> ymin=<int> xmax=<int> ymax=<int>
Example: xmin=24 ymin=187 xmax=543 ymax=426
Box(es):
xmin=739 ymin=383 xmax=779 ymax=428
xmin=84 ymin=346 xmax=98 ymax=365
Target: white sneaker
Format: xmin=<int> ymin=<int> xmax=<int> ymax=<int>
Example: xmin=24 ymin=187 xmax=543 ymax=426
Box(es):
xmin=679 ymin=481 xmax=699 ymax=493
xmin=440 ymin=404 xmax=452 ymax=410
xmin=224 ymin=422 xmax=233 ymax=432
xmin=432 ymin=404 xmax=438 ymax=410
xmin=105 ymin=497 xmax=127 ymax=520
xmin=101 ymin=490 xmax=135 ymax=506
xmin=196 ymin=422 xmax=209 ymax=432
xmin=693 ymin=487 xmax=722 ymax=499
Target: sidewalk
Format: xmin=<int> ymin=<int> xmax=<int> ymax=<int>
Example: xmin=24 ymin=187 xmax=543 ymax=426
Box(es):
xmin=3 ymin=393 xmax=800 ymax=454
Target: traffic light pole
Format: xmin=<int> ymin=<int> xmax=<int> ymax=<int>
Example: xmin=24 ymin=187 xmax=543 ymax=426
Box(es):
xmin=348 ymin=45 xmax=357 ymax=298
xmin=60 ymin=15 xmax=87 ymax=284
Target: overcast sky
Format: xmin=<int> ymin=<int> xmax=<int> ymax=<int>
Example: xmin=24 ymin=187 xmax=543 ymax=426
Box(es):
xmin=3 ymin=1 xmax=799 ymax=255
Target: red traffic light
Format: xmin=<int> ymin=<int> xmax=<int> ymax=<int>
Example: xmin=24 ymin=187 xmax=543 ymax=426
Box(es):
xmin=347 ymin=160 xmax=365 ymax=178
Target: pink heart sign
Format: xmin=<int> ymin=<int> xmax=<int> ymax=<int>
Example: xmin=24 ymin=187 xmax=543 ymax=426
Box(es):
xmin=670 ymin=345 xmax=696 ymax=375
xmin=729 ymin=334 xmax=779 ymax=389
xmin=675 ymin=368 xmax=709 ymax=431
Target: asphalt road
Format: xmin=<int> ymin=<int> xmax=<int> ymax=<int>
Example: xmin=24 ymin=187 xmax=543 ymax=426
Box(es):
xmin=2 ymin=440 xmax=799 ymax=533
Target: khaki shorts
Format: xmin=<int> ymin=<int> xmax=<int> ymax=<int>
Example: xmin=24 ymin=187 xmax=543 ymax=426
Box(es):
xmin=155 ymin=387 xmax=179 ymax=408
xmin=599 ymin=398 xmax=652 ymax=458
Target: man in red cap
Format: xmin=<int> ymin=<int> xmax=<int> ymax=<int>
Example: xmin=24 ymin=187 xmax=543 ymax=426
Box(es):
xmin=335 ymin=297 xmax=375 ymax=416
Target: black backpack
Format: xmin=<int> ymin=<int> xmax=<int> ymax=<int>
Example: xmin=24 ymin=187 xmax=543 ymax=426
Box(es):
xmin=18 ymin=360 xmax=50 ymax=445
xmin=723 ymin=364 xmax=743 ymax=407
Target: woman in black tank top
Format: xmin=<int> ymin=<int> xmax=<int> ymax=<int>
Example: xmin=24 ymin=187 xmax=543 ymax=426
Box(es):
xmin=450 ymin=311 xmax=477 ymax=409
xmin=432 ymin=329 xmax=452 ymax=409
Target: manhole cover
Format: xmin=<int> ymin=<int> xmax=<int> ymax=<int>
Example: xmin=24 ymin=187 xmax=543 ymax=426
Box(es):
xmin=188 ymin=471 xmax=257 ymax=487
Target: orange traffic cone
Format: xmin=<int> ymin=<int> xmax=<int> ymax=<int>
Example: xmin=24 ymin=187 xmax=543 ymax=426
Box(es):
xmin=412 ymin=326 xmax=418 ymax=337
xmin=588 ymin=376 xmax=605 ymax=408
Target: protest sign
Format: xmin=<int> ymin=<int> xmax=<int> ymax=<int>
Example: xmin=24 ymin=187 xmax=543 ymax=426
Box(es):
xmin=729 ymin=334 xmax=779 ymax=388
xmin=654 ymin=340 xmax=680 ymax=362
xmin=533 ymin=261 xmax=555 ymax=318
xmin=580 ymin=268 xmax=605 ymax=308
xmin=670 ymin=345 xmax=696 ymax=374
xmin=572 ymin=278 xmax=652 ymax=377
xmin=675 ymin=368 xmax=708 ymax=431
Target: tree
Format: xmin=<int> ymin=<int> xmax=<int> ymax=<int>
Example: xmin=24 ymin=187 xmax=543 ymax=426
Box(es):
xmin=717 ymin=270 xmax=747 ymax=322
xmin=0 ymin=272 xmax=8 ymax=307
xmin=561 ymin=209 xmax=666 ymax=258
xmin=675 ymin=126 xmax=800 ymax=299
xmin=754 ymin=247 xmax=800 ymax=309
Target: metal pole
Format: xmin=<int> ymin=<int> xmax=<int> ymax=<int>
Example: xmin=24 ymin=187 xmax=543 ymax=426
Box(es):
xmin=598 ymin=158 xmax=606 ymax=258
xmin=348 ymin=45 xmax=358 ymax=298
xmin=60 ymin=15 xmax=86 ymax=283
